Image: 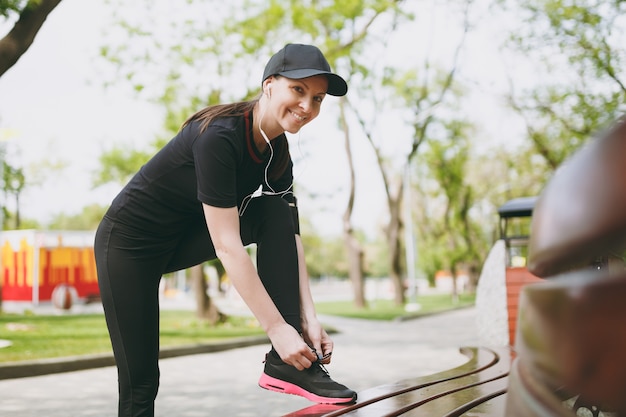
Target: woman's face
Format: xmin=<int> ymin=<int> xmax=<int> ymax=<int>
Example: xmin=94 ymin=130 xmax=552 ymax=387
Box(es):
xmin=265 ymin=75 xmax=329 ymax=134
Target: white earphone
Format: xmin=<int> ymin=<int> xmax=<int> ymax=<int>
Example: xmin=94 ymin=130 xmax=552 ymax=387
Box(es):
xmin=237 ymin=82 xmax=300 ymax=216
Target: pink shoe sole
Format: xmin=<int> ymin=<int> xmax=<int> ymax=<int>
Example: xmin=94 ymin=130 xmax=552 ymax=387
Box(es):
xmin=258 ymin=373 xmax=356 ymax=404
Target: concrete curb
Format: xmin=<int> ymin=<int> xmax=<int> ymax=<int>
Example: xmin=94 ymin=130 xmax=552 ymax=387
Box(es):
xmin=0 ymin=335 xmax=269 ymax=380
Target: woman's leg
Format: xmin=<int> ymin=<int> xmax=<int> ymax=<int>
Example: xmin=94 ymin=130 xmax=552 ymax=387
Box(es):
xmin=95 ymin=218 xmax=173 ymax=417
xmin=163 ymin=198 xmax=301 ymax=328
xmin=239 ymin=196 xmax=301 ymax=331
xmin=163 ymin=217 xmax=216 ymax=274
xmin=243 ymin=197 xmax=358 ymax=404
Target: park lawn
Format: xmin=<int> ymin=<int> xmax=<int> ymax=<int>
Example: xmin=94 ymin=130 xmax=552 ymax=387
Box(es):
xmin=314 ymin=293 xmax=476 ymax=321
xmin=0 ymin=293 xmax=475 ymax=363
xmin=0 ymin=310 xmax=264 ymax=363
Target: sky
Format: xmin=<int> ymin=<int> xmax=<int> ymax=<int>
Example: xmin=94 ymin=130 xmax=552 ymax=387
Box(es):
xmin=0 ymin=0 xmax=161 ymax=224
xmin=0 ymin=0 xmax=524 ymax=237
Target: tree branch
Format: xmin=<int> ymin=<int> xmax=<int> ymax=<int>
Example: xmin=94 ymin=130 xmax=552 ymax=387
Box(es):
xmin=0 ymin=0 xmax=63 ymax=77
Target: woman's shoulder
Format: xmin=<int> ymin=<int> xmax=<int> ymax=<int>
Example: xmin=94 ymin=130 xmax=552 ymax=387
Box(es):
xmin=187 ymin=115 xmax=245 ymax=142
xmin=185 ymin=115 xmax=247 ymax=157
xmin=213 ymin=114 xmax=243 ymax=129
xmin=183 ymin=114 xmax=241 ymax=133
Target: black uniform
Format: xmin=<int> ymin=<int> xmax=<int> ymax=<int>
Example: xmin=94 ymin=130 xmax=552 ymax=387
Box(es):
xmin=95 ymin=111 xmax=301 ymax=417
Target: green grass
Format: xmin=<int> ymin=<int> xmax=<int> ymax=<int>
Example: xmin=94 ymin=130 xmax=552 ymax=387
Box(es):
xmin=0 ymin=310 xmax=264 ymax=363
xmin=314 ymin=293 xmax=476 ymax=321
xmin=0 ymin=293 xmax=475 ymax=363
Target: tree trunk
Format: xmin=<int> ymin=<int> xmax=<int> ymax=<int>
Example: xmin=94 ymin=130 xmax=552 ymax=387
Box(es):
xmin=388 ymin=196 xmax=406 ymax=306
xmin=0 ymin=0 xmax=63 ymax=77
xmin=15 ymin=192 xmax=20 ymax=228
xmin=190 ymin=264 xmax=225 ymax=325
xmin=450 ymin=264 xmax=459 ymax=304
xmin=209 ymin=259 xmax=227 ymax=294
xmin=339 ymin=98 xmax=367 ymax=308
xmin=467 ymin=262 xmax=479 ymax=293
xmin=345 ymin=232 xmax=366 ymax=308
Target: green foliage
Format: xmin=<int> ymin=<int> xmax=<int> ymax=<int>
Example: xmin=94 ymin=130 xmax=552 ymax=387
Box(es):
xmin=2 ymin=159 xmax=24 ymax=195
xmin=95 ymin=0 xmax=407 ymax=285
xmin=498 ymin=0 xmax=626 ymax=171
xmin=0 ymin=154 xmax=26 ymax=229
xmin=2 ymin=216 xmax=39 ymax=230
xmin=47 ymin=204 xmax=108 ymax=230
xmin=93 ymin=0 xmax=626 ymax=299
xmin=363 ymin=236 xmax=390 ymax=277
xmin=413 ymin=119 xmax=489 ymax=282
xmin=300 ymin=218 xmax=389 ymax=279
xmin=300 ymin=219 xmax=348 ymax=278
xmin=0 ymin=0 xmax=23 ymax=17
xmin=93 ymin=146 xmax=154 ymax=186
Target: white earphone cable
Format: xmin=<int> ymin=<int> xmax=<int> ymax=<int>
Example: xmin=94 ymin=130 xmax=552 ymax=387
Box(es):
xmin=238 ymin=96 xmax=302 ymax=216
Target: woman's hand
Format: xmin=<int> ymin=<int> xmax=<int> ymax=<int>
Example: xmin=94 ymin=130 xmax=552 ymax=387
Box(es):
xmin=203 ymin=205 xmax=318 ymax=370
xmin=302 ymin=318 xmax=333 ymax=364
xmin=266 ymin=322 xmax=318 ymax=370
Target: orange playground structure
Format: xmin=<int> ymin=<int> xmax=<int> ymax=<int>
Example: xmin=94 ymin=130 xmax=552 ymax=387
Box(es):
xmin=0 ymin=230 xmax=98 ymax=305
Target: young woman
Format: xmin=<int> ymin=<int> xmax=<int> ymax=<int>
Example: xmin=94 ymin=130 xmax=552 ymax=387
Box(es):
xmin=94 ymin=43 xmax=356 ymax=417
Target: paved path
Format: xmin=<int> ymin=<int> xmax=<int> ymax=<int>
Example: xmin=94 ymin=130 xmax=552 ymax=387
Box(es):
xmin=0 ymin=307 xmax=478 ymax=417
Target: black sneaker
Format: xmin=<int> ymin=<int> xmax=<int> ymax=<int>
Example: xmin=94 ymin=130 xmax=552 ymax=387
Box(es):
xmin=258 ymin=353 xmax=357 ymax=404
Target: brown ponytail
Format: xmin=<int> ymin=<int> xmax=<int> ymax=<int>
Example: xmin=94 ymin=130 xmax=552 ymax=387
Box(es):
xmin=181 ymin=99 xmax=258 ymax=132
xmin=182 ymin=98 xmax=290 ymax=181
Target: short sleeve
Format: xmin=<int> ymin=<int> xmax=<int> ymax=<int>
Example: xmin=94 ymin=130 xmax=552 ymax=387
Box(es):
xmin=192 ymin=125 xmax=240 ymax=208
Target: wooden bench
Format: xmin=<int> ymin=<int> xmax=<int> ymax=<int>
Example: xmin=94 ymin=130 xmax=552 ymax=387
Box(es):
xmin=287 ymin=117 xmax=626 ymax=416
xmin=507 ymin=272 xmax=626 ymax=416
xmin=284 ymin=346 xmax=514 ymax=416
xmin=506 ymin=116 xmax=626 ymax=417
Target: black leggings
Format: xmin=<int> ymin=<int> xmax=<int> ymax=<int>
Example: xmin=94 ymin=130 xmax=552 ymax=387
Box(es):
xmin=94 ymin=196 xmax=301 ymax=417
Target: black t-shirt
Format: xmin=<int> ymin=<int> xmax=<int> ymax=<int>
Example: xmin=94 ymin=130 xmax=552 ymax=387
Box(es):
xmin=105 ymin=111 xmax=295 ymax=237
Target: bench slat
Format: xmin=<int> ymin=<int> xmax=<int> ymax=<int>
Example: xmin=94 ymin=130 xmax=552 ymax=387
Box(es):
xmin=284 ymin=346 xmax=513 ymax=417
xmin=393 ymin=379 xmax=507 ymax=416
xmin=455 ymin=393 xmax=508 ymax=417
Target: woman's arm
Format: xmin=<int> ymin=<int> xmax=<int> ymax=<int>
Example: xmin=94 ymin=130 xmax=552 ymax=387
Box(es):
xmin=203 ymin=203 xmax=317 ymax=370
xmin=296 ymin=234 xmax=333 ymax=363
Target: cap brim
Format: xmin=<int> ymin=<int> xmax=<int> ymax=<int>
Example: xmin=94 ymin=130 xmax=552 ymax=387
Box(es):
xmin=277 ymin=69 xmax=348 ymax=96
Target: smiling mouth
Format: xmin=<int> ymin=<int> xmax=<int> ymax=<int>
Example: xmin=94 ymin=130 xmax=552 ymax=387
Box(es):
xmin=290 ymin=110 xmax=306 ymax=122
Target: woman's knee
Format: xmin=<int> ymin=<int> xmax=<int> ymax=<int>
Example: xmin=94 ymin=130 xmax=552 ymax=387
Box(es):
xmin=239 ymin=196 xmax=297 ymax=246
xmin=258 ymin=197 xmax=296 ymax=234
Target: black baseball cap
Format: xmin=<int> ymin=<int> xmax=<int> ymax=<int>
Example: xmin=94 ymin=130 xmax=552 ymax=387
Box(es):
xmin=262 ymin=44 xmax=348 ymax=96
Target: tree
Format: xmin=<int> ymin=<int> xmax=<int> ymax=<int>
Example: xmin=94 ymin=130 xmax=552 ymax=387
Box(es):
xmin=0 ymin=0 xmax=63 ymax=76
xmin=93 ymin=147 xmax=157 ymax=187
xmin=0 ymin=0 xmax=62 ymax=309
xmin=216 ymin=0 xmax=406 ymax=309
xmin=339 ymin=97 xmax=367 ymax=307
xmin=1 ymin=159 xmax=24 ymax=228
xmin=47 ymin=204 xmax=108 ymax=230
xmin=414 ymin=119 xmax=488 ymax=296
xmin=98 ymin=0 xmax=406 ymax=309
xmin=345 ymin=0 xmax=474 ymax=305
xmin=497 ymin=0 xmax=626 ymax=172
xmin=300 ymin=218 xmax=349 ymax=279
